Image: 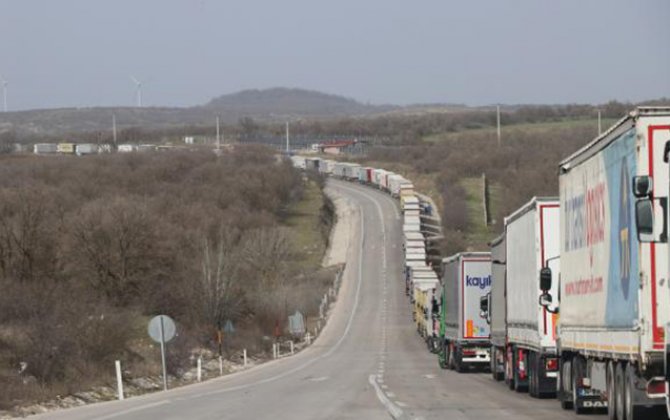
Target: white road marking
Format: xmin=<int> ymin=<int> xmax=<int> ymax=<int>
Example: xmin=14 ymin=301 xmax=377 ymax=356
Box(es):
xmin=396 ymin=401 xmax=408 ymax=408
xmin=369 ymin=375 xmax=404 ymax=420
xmin=422 ymin=374 xmax=436 ymax=379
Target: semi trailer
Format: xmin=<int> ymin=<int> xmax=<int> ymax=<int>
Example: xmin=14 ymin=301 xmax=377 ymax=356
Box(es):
xmin=539 ymin=107 xmax=670 ymax=417
xmin=483 ymin=197 xmax=560 ymax=397
xmin=439 ymin=252 xmax=492 ymax=372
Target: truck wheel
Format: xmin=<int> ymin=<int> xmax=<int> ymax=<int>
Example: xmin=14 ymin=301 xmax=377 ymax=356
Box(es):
xmin=454 ymin=346 xmax=466 ymax=373
xmin=490 ymin=347 xmax=498 ymax=380
xmin=615 ymin=362 xmax=625 ymax=420
xmin=624 ymin=363 xmax=646 ymax=420
xmin=528 ymin=352 xmax=538 ymax=398
xmin=606 ymin=361 xmax=617 ymax=420
xmin=446 ymin=342 xmax=455 ymax=370
xmin=560 ymin=358 xmax=574 ymax=410
xmin=572 ymin=356 xmax=588 ymax=414
xmin=438 ymin=340 xmax=448 ymax=370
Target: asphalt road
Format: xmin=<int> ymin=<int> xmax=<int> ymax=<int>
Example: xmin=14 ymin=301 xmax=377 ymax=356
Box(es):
xmin=32 ymin=179 xmax=604 ymax=420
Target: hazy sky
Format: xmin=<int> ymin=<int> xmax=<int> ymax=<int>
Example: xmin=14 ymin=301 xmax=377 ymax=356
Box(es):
xmin=1 ymin=0 xmax=669 ymax=110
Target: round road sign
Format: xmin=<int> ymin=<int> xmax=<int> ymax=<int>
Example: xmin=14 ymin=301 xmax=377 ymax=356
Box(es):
xmin=148 ymin=315 xmax=176 ymax=343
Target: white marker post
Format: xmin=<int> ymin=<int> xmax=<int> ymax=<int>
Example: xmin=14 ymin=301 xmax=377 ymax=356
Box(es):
xmin=306 ymin=332 xmax=311 ymax=345
xmin=243 ymin=349 xmax=248 ymax=367
xmin=197 ymin=357 xmax=202 ymax=382
xmin=289 ymin=341 xmax=294 ymax=355
xmin=219 ymin=356 xmax=223 ymax=376
xmin=115 ymin=360 xmax=124 ymax=400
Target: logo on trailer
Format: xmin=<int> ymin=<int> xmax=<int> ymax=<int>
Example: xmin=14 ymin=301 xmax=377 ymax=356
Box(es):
xmin=466 ymin=275 xmax=492 ymax=289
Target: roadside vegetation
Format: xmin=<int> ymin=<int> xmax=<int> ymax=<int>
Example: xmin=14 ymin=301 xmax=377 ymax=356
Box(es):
xmin=0 ymin=147 xmax=333 ymax=410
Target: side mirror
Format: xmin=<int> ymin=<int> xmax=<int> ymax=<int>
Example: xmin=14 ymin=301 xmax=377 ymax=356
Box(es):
xmin=479 ymin=295 xmax=489 ymax=314
xmin=539 ymin=267 xmax=552 ymax=292
xmin=633 ymin=176 xmax=653 ymax=198
xmin=636 ymin=199 xmax=655 ymax=241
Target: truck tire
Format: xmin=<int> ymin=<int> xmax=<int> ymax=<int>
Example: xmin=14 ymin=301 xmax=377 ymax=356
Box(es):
xmin=528 ymin=352 xmax=538 ymax=398
xmin=607 ymin=361 xmax=617 ymax=420
xmin=454 ymin=346 xmax=466 ymax=373
xmin=624 ymin=363 xmax=648 ymax=420
xmin=491 ymin=347 xmax=504 ymax=381
xmin=572 ymin=356 xmax=588 ymax=414
xmin=446 ymin=342 xmax=455 ymax=370
xmin=615 ymin=362 xmax=625 ymax=420
xmin=559 ymin=358 xmax=574 ymax=410
xmin=438 ymin=340 xmax=448 ymax=370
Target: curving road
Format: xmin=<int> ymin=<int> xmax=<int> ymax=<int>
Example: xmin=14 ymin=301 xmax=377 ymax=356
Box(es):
xmin=33 ymin=179 xmax=603 ymax=420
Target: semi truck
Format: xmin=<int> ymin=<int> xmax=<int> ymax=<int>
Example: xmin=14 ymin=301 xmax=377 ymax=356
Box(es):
xmin=439 ymin=252 xmax=492 ymax=372
xmin=483 ymin=197 xmax=560 ymax=397
xmin=539 ymin=107 xmax=670 ymax=418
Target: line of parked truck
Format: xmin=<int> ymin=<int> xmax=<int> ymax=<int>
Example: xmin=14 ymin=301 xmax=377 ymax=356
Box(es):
xmin=32 ymin=142 xmax=172 ymax=156
xmin=291 ymin=107 xmax=670 ymax=420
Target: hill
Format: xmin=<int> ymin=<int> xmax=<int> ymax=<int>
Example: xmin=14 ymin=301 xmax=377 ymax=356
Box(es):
xmin=0 ymin=88 xmax=393 ymax=136
xmin=204 ymin=87 xmax=391 ymax=117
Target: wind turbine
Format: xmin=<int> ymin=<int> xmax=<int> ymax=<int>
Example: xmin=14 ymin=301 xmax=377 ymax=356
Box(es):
xmin=0 ymin=74 xmax=7 ymax=112
xmin=130 ymin=75 xmax=143 ymax=107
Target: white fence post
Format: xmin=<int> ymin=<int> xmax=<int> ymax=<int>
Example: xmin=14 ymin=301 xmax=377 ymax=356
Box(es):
xmin=115 ymin=360 xmax=124 ymax=401
xmin=197 ymin=357 xmax=202 ymax=382
xmin=243 ymin=349 xmax=248 ymax=367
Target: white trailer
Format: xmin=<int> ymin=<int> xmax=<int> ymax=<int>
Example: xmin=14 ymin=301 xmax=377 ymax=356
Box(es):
xmin=75 ymin=143 xmax=98 ymax=156
xmin=440 ymin=252 xmax=492 ymax=372
xmin=499 ymin=197 xmax=560 ymax=397
xmin=33 ymin=143 xmax=58 ymax=154
xmin=372 ymin=169 xmax=388 ymax=188
xmin=290 ymin=155 xmax=306 ymax=169
xmin=403 ymin=223 xmax=421 ymax=234
xmin=539 ymin=107 xmax=670 ymax=416
xmin=117 ymin=144 xmax=136 ymax=153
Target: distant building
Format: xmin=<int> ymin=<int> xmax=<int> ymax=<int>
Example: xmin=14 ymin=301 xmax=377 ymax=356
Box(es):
xmin=319 ymin=139 xmax=357 ymax=155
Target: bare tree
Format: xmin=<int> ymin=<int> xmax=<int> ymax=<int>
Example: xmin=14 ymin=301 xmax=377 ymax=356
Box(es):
xmin=199 ymin=228 xmax=244 ymax=335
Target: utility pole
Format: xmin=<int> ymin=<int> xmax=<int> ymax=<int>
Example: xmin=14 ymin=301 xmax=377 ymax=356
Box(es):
xmin=285 ymin=121 xmax=290 ymax=153
xmin=1 ymin=80 xmax=6 ymax=113
xmin=496 ymin=105 xmax=501 ymax=147
xmin=112 ymin=114 xmax=117 ymax=147
xmin=597 ymin=109 xmax=602 ymax=135
xmin=216 ymin=116 xmax=221 ymax=153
